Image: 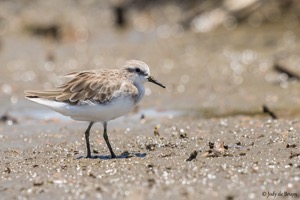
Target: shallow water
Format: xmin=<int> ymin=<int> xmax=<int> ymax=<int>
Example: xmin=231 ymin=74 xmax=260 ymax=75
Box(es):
xmin=1 ymin=13 xmax=300 ymax=118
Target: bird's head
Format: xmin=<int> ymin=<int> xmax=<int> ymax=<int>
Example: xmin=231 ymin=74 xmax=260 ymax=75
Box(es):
xmin=122 ymin=60 xmax=165 ymax=88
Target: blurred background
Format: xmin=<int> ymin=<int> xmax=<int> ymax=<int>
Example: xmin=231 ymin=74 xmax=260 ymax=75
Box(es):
xmin=1 ymin=0 xmax=300 ymax=120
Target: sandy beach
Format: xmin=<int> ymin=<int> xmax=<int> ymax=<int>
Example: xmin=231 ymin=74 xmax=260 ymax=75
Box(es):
xmin=1 ymin=1 xmax=300 ymax=199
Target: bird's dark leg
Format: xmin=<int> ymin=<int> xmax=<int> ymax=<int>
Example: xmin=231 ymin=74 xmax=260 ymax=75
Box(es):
xmin=103 ymin=122 xmax=116 ymax=158
xmin=85 ymin=122 xmax=94 ymax=158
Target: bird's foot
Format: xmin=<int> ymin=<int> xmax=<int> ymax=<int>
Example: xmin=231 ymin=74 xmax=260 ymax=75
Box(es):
xmin=86 ymin=154 xmax=92 ymax=159
xmin=111 ymin=153 xmax=117 ymax=159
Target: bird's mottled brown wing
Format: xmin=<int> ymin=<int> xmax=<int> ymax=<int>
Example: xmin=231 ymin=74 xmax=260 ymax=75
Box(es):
xmin=25 ymin=69 xmax=137 ymax=104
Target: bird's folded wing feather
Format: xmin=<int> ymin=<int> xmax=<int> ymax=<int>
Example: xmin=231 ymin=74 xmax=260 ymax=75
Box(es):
xmin=25 ymin=70 xmax=137 ymax=104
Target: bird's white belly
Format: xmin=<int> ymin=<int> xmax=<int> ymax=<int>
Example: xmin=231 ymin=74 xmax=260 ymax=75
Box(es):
xmin=68 ymin=97 xmax=136 ymax=122
xmin=29 ymin=96 xmax=136 ymax=122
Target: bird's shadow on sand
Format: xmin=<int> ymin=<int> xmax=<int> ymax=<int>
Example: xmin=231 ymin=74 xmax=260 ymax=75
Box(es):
xmin=77 ymin=152 xmax=147 ymax=160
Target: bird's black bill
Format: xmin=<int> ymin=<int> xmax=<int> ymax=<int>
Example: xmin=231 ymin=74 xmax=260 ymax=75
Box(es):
xmin=148 ymin=76 xmax=166 ymax=88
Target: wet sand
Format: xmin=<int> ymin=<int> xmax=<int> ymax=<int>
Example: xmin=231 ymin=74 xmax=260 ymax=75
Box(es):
xmin=1 ymin=114 xmax=300 ymax=200
xmin=1 ymin=1 xmax=300 ymax=200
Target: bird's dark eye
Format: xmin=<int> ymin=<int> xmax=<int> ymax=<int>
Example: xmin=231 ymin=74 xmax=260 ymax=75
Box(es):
xmin=135 ymin=68 xmax=141 ymax=73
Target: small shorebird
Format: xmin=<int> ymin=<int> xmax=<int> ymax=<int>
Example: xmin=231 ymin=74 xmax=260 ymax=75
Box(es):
xmin=25 ymin=60 xmax=165 ymax=158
